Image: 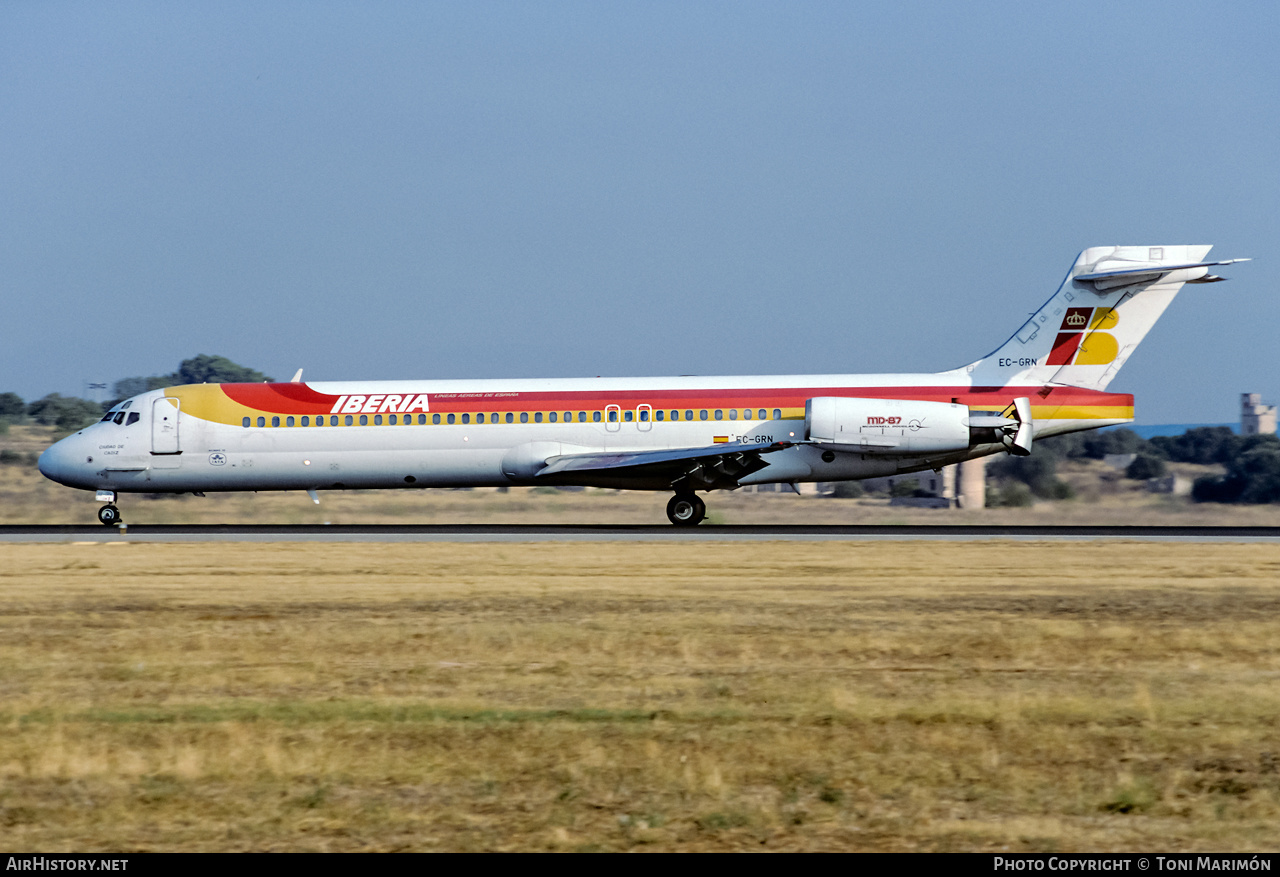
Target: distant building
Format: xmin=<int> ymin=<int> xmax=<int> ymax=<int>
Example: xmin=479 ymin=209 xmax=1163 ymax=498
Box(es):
xmin=1147 ymin=474 xmax=1192 ymax=496
xmin=1241 ymin=393 xmax=1277 ymax=436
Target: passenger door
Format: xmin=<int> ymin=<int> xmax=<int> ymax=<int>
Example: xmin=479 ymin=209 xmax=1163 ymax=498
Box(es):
xmin=150 ymin=397 xmax=182 ymax=466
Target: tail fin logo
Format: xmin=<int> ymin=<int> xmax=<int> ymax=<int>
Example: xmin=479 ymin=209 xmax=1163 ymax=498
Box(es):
xmin=1045 ymin=308 xmax=1119 ymax=366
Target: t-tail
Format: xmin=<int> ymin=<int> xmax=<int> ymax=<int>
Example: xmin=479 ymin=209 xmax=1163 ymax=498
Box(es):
xmin=962 ymin=245 xmax=1249 ymax=393
xmin=941 ymin=245 xmax=1249 ymax=453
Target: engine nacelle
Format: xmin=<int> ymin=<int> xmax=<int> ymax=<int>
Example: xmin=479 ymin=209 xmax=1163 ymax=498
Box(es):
xmin=805 ymin=396 xmax=973 ymax=455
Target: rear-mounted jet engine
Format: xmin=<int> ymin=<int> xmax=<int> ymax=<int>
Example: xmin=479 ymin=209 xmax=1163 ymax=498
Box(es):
xmin=804 ymin=396 xmax=1027 ymax=456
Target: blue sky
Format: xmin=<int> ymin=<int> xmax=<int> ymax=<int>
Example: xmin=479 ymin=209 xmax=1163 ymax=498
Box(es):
xmin=3 ymin=1 xmax=1276 ymax=423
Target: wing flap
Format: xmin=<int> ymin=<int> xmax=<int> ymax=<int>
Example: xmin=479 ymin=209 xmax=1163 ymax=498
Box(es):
xmin=536 ymin=441 xmax=794 ymax=490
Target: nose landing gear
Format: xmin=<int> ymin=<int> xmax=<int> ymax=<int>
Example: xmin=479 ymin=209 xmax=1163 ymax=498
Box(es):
xmin=94 ymin=490 xmax=121 ymax=526
xmin=666 ymin=493 xmax=706 ymax=526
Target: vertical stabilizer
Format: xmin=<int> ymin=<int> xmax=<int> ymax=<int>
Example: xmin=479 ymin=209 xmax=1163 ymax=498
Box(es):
xmin=958 ymin=246 xmax=1244 ymax=391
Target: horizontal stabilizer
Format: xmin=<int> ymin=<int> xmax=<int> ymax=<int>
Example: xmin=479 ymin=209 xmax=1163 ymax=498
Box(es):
xmin=1076 ymin=258 xmax=1250 ymax=292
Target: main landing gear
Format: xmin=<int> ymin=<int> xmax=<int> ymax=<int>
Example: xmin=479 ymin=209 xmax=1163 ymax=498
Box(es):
xmin=666 ymin=493 xmax=706 ymax=527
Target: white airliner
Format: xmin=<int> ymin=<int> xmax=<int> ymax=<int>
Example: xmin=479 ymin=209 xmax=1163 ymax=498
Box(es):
xmin=39 ymin=246 xmax=1247 ymax=526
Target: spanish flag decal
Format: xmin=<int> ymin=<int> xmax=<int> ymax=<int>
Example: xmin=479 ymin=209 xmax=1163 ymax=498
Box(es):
xmin=713 ymin=436 xmax=730 ymax=443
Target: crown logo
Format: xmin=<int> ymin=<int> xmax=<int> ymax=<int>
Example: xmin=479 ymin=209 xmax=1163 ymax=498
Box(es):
xmin=1065 ymin=312 xmax=1088 ymax=328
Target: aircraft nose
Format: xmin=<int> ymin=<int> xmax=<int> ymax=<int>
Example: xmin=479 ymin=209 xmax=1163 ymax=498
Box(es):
xmin=38 ymin=435 xmax=89 ymax=488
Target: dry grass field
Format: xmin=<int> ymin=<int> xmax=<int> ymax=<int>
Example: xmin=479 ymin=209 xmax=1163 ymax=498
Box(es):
xmin=2 ymin=540 xmax=1279 ymax=851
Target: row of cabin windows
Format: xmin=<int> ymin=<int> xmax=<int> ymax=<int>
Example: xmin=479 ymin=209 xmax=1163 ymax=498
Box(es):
xmin=241 ymin=408 xmax=786 ymax=428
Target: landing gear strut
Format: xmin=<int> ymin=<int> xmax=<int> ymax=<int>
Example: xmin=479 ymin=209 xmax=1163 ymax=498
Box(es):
xmin=97 ymin=504 xmax=121 ymax=526
xmin=666 ymin=493 xmax=706 ymax=526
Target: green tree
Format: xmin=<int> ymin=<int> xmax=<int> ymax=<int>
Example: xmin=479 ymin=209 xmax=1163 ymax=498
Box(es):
xmin=830 ymin=480 xmax=864 ymax=498
xmin=1192 ymin=435 xmax=1280 ymax=504
xmin=1148 ymin=427 xmax=1239 ymax=465
xmin=111 ymin=355 xmax=273 ymax=403
xmin=1037 ymin=427 xmax=1151 ymax=462
xmin=1125 ymin=454 xmax=1167 ymax=481
xmin=110 ymin=376 xmax=172 ymax=399
xmin=889 ymin=478 xmax=920 ymax=498
xmin=987 ymin=481 xmax=1035 ymax=507
xmin=26 ymin=394 xmax=105 ymax=431
xmin=0 ymin=392 xmax=24 ymax=418
xmin=1080 ymin=428 xmax=1147 ymax=460
xmin=988 ymin=451 xmax=1073 ymax=499
xmin=171 ymin=354 xmax=271 ymax=385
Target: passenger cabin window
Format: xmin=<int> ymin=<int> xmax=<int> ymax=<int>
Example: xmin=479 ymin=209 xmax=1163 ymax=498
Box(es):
xmin=388 ymin=414 xmax=396 ymax=425
xmin=772 ymin=409 xmax=781 ymax=420
xmin=417 ymin=414 xmax=426 ymax=424
xmin=374 ymin=415 xmax=382 ymax=425
xmin=477 ymin=413 xmax=485 ymax=424
xmin=714 ymin=410 xmax=723 ymax=420
xmin=608 ymin=410 xmax=617 ymax=422
xmin=548 ymin=412 xmax=556 ymax=423
xmin=520 ymin=413 xmax=529 ymax=423
xmin=758 ymin=409 xmax=767 ymax=420
xmin=331 ymin=416 xmax=339 ymax=425
xmin=655 ymin=410 xmax=664 ymax=421
xmin=344 ymin=415 xmax=353 ymax=426
xmin=639 ymin=409 xmax=649 ymax=422
xmin=433 ymin=414 xmax=441 ymax=424
xmin=242 ymin=417 xmax=250 ymax=428
xmin=728 ymin=409 xmax=737 ymax=420
xmin=447 ymin=414 xmax=455 ymax=424
xmin=258 ymin=417 xmax=266 ymax=428
xmin=287 ymin=416 xmax=295 ymax=427
xmin=624 ymin=411 xmax=633 ymax=422
xmin=272 ymin=416 xmax=280 ymax=427
xmin=535 ymin=412 xmax=543 ymax=423
xmin=565 ymin=412 xmax=572 ymax=422
xmin=699 ymin=410 xmax=708 ymax=421
xmin=578 ymin=412 xmax=586 ymax=422
xmin=301 ymin=416 xmax=309 ymax=426
xmin=506 ymin=413 xmax=514 ymax=423
xmin=685 ymin=410 xmax=693 ymax=421
xmin=593 ymin=411 xmax=601 ymax=423
xmin=359 ymin=415 xmax=368 ymax=426
xmin=461 ymin=413 xmax=469 ymax=424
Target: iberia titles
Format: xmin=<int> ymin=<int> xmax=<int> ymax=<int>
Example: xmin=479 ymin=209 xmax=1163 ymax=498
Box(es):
xmin=329 ymin=394 xmax=431 ymax=415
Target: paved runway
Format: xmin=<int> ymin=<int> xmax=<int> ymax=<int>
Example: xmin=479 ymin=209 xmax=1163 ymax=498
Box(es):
xmin=3 ymin=524 xmax=1279 ymax=542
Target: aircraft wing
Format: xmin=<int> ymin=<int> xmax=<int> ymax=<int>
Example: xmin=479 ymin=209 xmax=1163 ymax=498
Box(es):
xmin=536 ymin=441 xmax=795 ymax=491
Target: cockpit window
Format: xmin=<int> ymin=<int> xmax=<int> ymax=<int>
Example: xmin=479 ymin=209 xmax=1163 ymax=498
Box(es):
xmin=121 ymin=400 xmax=132 ymax=410
xmin=126 ymin=412 xmax=140 ymax=426
xmin=101 ymin=412 xmax=115 ymax=422
xmin=113 ymin=412 xmax=126 ymax=425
